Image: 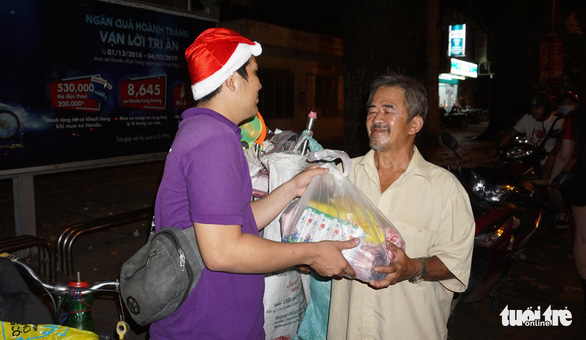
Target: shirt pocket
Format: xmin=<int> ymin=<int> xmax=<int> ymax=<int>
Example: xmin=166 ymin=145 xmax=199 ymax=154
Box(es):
xmin=392 ymin=220 xmax=437 ymax=258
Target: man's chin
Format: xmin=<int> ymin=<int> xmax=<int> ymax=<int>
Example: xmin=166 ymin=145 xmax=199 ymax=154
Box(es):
xmin=369 ymin=141 xmax=386 ymax=151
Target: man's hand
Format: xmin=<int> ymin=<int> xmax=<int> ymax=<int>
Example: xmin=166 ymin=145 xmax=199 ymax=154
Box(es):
xmin=288 ymin=164 xmax=329 ymax=197
xmin=251 ymin=165 xmax=328 ymax=230
xmin=368 ymin=241 xmax=419 ymax=289
xmin=308 ymin=238 xmax=359 ymax=278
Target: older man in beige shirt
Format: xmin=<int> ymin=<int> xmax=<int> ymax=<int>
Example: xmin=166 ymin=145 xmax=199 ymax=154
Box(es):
xmin=328 ymin=74 xmax=474 ymax=339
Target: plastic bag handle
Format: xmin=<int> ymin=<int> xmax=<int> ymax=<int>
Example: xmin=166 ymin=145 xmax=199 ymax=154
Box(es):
xmin=308 ymin=149 xmax=352 ymax=177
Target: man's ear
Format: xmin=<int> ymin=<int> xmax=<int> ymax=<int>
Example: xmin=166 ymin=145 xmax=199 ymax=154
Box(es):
xmin=224 ymin=74 xmax=237 ymax=92
xmin=409 ymin=116 xmax=424 ymax=135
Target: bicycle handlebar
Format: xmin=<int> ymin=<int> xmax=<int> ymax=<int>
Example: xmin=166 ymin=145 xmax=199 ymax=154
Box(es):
xmin=3 ymin=253 xmax=128 ymax=339
xmin=7 ymin=254 xmax=119 ymax=296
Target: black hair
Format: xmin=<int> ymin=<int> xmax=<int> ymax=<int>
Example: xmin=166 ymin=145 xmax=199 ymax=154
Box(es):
xmin=195 ymin=58 xmax=251 ymax=104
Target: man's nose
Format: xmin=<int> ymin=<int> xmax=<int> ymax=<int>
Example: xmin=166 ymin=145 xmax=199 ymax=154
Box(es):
xmin=369 ymin=110 xmax=384 ymax=123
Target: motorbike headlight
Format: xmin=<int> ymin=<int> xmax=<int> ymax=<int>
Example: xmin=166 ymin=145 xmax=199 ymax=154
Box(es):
xmin=475 ymin=223 xmax=508 ymax=247
xmin=470 ymin=171 xmax=514 ymax=202
xmin=503 ymin=145 xmax=535 ymax=159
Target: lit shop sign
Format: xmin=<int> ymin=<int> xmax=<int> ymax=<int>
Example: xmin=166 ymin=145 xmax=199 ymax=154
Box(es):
xmin=449 ymin=24 xmax=466 ymax=57
xmin=438 ymin=73 xmax=464 ymax=81
xmin=450 ymin=58 xmax=478 ymax=78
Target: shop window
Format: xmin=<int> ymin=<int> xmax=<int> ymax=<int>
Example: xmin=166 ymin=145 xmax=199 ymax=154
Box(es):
xmin=258 ymin=69 xmax=294 ymax=119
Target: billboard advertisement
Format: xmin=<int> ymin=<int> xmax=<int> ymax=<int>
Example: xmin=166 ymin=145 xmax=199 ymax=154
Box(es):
xmin=0 ymin=0 xmax=215 ymax=172
xmin=448 ymin=24 xmax=466 ymax=57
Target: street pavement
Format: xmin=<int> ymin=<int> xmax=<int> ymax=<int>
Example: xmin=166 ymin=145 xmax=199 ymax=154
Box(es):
xmin=1 ymin=121 xmax=584 ymax=339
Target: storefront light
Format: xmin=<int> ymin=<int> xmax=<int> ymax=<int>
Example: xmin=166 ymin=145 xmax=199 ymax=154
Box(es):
xmin=439 ymin=73 xmax=466 ymax=81
xmin=450 ymin=58 xmax=478 ymax=78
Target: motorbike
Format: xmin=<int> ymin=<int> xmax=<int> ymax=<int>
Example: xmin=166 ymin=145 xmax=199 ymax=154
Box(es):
xmin=494 ymin=130 xmax=565 ymax=227
xmin=495 ymin=128 xmax=562 ymax=180
xmin=439 ymin=108 xmax=469 ymax=129
xmin=495 ymin=139 xmax=547 ymax=183
xmin=441 ymin=132 xmax=544 ymax=313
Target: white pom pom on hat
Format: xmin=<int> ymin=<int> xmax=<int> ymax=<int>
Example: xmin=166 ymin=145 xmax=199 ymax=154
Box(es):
xmin=185 ymin=27 xmax=262 ymax=101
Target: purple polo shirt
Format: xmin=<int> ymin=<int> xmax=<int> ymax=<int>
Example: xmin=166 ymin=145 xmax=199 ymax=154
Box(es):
xmin=149 ymin=107 xmax=265 ymax=339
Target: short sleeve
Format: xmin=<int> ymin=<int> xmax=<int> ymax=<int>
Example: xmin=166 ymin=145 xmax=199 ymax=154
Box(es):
xmin=184 ymin=131 xmax=246 ymax=226
xmin=513 ymin=114 xmax=529 ymax=134
xmin=430 ymin=185 xmax=475 ymax=293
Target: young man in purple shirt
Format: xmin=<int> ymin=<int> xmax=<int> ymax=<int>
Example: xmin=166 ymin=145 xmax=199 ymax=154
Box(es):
xmin=149 ymin=27 xmax=359 ymax=340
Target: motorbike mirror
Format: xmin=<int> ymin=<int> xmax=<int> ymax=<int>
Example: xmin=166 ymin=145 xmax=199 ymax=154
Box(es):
xmin=553 ymin=173 xmax=586 ymax=206
xmin=440 ymin=132 xmax=458 ymax=151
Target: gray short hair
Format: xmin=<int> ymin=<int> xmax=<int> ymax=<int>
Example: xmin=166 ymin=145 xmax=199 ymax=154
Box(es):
xmin=367 ymin=74 xmax=428 ymax=122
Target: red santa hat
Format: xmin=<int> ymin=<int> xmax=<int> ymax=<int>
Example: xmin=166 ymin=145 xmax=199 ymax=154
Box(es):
xmin=185 ymin=27 xmax=262 ymax=101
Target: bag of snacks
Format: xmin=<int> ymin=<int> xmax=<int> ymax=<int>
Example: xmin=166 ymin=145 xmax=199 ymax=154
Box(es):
xmin=281 ymin=150 xmax=405 ymax=282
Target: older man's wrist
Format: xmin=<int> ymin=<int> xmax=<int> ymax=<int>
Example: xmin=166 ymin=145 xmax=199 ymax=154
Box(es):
xmin=408 ymin=257 xmax=427 ymax=284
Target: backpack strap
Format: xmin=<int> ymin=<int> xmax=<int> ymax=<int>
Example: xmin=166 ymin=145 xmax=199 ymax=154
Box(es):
xmin=538 ymin=117 xmax=561 ymax=150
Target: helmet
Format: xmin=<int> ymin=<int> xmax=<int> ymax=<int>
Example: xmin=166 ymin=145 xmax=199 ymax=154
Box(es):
xmin=556 ymin=91 xmax=580 ymax=105
xmin=527 ymin=91 xmax=554 ymax=115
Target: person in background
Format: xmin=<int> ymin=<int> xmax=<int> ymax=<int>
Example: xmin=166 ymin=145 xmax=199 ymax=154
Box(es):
xmin=548 ymin=91 xmax=580 ymax=228
xmin=327 ymin=74 xmax=475 ymax=339
xmin=449 ymin=96 xmax=465 ymax=113
xmin=549 ymin=104 xmax=586 ymax=306
xmin=557 ymin=91 xmax=580 ymax=117
xmin=149 ymin=27 xmax=359 ymax=340
xmin=497 ymin=91 xmax=565 ymax=179
xmin=550 ymin=91 xmax=580 ymax=179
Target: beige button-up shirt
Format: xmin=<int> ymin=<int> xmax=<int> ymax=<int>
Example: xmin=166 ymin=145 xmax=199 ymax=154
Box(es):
xmin=328 ymin=147 xmax=475 ymax=340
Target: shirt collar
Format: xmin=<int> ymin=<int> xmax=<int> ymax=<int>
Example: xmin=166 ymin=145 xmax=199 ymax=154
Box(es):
xmin=405 ymin=146 xmax=433 ymax=181
xmin=358 ymin=145 xmax=432 ymax=184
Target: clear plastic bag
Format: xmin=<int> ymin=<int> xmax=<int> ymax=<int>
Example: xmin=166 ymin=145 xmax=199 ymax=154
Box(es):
xmin=281 ymin=150 xmax=406 ymax=282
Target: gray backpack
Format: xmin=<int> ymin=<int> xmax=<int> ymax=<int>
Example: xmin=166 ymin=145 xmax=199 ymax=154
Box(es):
xmin=119 ymin=225 xmax=204 ymax=325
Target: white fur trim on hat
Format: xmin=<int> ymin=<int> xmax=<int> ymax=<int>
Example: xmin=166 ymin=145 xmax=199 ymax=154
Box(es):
xmin=191 ymin=42 xmax=262 ymax=101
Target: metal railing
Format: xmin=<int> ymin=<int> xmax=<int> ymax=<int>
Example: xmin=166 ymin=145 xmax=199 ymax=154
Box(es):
xmin=56 ymin=207 xmax=153 ymax=277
